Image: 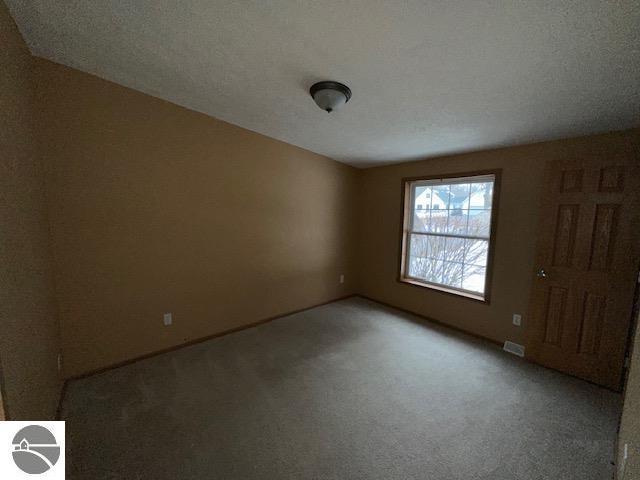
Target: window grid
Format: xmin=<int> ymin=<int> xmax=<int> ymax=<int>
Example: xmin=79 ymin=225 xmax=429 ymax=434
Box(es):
xmin=402 ymin=174 xmax=496 ymax=299
xmin=406 ymin=236 xmax=488 ymax=291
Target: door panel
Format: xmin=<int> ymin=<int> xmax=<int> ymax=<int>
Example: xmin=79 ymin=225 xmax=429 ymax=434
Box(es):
xmin=542 ymin=286 xmax=567 ymax=345
xmin=589 ymin=204 xmax=618 ymax=270
xmin=552 ymin=204 xmax=579 ymax=266
xmin=526 ymin=157 xmax=640 ymax=390
xmin=576 ymin=291 xmax=604 ymax=355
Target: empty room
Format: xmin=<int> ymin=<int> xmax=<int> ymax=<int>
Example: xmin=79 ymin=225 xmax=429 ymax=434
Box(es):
xmin=1 ymin=1 xmax=639 ymax=479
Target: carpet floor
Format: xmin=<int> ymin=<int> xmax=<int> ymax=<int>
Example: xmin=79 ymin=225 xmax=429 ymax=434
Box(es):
xmin=61 ymin=297 xmax=621 ymax=479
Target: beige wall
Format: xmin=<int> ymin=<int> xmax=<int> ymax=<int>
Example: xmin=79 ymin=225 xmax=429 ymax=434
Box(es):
xmin=35 ymin=59 xmax=359 ymax=378
xmin=618 ymin=315 xmax=640 ymax=479
xmin=0 ymin=1 xmax=62 ymax=419
xmin=358 ymin=130 xmax=639 ymax=346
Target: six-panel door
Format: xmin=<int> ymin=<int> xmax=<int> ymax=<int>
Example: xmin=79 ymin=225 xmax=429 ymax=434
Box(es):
xmin=526 ymin=157 xmax=640 ymax=390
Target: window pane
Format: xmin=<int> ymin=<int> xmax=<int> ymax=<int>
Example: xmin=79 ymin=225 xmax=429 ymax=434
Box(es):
xmin=409 ymin=259 xmax=443 ymax=284
xmin=408 ymin=234 xmax=445 ymax=282
xmin=446 ymin=208 xmax=469 ymax=235
xmin=462 ymin=265 xmax=486 ymax=293
xmin=412 ymin=185 xmax=439 ymax=233
xmin=429 ymin=208 xmax=448 ymax=233
xmin=414 ymin=185 xmax=429 ymax=210
xmin=464 ymin=239 xmax=488 ymax=267
xmin=412 ymin=209 xmax=430 ymax=233
xmin=441 ymin=261 xmax=463 ymax=288
xmin=450 ymin=183 xmax=471 ymax=211
xmin=409 ymin=233 xmax=445 ymax=260
xmin=432 ymin=185 xmax=451 ymax=210
xmin=443 ymin=237 xmax=466 ymax=263
xmin=468 ymin=182 xmax=493 ymax=210
xmin=467 ymin=210 xmax=492 ymax=237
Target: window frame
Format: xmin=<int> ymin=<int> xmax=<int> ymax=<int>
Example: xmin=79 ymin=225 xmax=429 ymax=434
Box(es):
xmin=397 ymin=169 xmax=502 ymax=304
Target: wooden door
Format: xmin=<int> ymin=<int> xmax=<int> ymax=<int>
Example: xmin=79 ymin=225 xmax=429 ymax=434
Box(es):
xmin=526 ymin=156 xmax=640 ymax=390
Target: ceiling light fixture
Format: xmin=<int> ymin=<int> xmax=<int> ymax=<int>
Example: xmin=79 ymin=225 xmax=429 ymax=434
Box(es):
xmin=309 ymin=81 xmax=352 ymax=113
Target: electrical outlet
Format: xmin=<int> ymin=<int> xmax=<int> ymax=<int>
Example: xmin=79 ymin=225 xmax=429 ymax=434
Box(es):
xmin=163 ymin=313 xmax=172 ymax=326
xmin=624 ymin=443 xmax=628 ymax=460
xmin=621 ymin=443 xmax=629 ymax=476
xmin=512 ymin=314 xmax=522 ymax=326
xmin=339 ymin=274 xmax=345 ymax=284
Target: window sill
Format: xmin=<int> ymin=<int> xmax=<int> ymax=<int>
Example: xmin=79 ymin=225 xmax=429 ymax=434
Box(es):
xmin=398 ymin=276 xmax=488 ymax=304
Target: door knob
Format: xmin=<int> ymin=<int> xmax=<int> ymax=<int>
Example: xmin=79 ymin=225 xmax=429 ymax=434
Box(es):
xmin=537 ymin=268 xmax=547 ymax=278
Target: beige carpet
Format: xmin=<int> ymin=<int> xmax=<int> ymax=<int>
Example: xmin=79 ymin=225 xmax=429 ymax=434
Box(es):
xmin=61 ymin=297 xmax=621 ymax=479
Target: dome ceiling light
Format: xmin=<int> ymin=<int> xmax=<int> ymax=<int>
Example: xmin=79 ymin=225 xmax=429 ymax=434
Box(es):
xmin=309 ymin=81 xmax=352 ymax=113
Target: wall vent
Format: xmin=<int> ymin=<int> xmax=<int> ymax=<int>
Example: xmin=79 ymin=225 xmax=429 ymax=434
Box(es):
xmin=503 ymin=341 xmax=525 ymax=357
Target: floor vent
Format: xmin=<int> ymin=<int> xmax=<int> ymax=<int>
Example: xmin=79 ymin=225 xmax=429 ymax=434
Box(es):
xmin=503 ymin=341 xmax=525 ymax=357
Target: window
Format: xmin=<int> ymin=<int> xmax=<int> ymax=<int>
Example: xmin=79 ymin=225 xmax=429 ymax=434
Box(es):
xmin=399 ymin=171 xmax=500 ymax=302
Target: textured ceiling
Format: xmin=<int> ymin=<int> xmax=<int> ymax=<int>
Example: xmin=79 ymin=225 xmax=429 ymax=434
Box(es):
xmin=6 ymin=0 xmax=640 ymax=167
